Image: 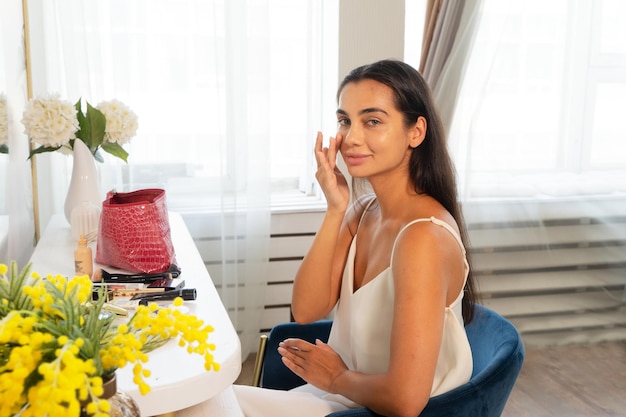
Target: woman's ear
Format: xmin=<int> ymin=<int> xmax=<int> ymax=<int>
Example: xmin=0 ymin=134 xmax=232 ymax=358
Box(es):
xmin=409 ymin=116 xmax=427 ymax=149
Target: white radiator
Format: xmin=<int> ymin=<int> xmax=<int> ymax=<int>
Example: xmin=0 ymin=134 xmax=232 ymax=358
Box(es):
xmin=464 ymin=197 xmax=626 ymax=346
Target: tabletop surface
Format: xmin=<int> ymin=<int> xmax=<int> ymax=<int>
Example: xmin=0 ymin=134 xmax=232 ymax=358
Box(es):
xmin=28 ymin=213 xmax=242 ymax=417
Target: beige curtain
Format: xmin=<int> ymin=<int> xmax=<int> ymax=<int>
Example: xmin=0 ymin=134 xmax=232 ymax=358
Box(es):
xmin=419 ymin=0 xmax=466 ymax=86
xmin=419 ymin=0 xmax=442 ymax=75
xmin=418 ymin=0 xmax=484 ymax=133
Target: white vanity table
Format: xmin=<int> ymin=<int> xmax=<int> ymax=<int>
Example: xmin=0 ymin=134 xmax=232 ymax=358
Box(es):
xmin=28 ymin=213 xmax=242 ymax=417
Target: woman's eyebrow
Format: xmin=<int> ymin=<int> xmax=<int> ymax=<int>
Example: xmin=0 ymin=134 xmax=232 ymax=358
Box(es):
xmin=336 ymin=107 xmax=389 ymax=116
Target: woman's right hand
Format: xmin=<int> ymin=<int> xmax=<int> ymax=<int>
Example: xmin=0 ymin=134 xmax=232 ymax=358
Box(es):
xmin=292 ymin=132 xmax=351 ymax=323
xmin=314 ymin=132 xmax=350 ymax=212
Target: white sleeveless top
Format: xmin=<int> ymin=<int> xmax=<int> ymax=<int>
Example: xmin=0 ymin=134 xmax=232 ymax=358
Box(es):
xmin=317 ymin=213 xmax=473 ymax=407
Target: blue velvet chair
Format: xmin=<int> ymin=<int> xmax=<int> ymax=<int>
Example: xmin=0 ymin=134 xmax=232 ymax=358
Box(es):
xmin=252 ymin=304 xmax=525 ymax=417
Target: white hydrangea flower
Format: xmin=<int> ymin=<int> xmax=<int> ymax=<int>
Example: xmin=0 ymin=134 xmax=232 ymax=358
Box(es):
xmin=22 ymin=94 xmax=78 ymax=148
xmin=0 ymin=94 xmax=8 ymax=146
xmin=97 ymin=99 xmax=138 ymax=145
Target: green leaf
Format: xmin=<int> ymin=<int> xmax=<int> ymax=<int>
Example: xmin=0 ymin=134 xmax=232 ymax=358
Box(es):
xmin=74 ymin=98 xmax=88 ymax=144
xmin=74 ymin=98 xmax=106 ymax=155
xmin=101 ymin=142 xmax=129 ymax=163
xmin=28 ymin=145 xmax=63 ymax=159
xmin=85 ymin=102 xmax=106 ymax=151
xmin=0 ymin=262 xmax=36 ymax=316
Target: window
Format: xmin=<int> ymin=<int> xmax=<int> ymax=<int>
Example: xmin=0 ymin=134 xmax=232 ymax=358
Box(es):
xmin=453 ymin=0 xmax=626 ymax=198
xmin=403 ymin=0 xmax=426 ymax=69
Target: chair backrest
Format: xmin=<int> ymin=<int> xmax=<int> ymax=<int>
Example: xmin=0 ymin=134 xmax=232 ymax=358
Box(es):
xmin=417 ymin=304 xmax=525 ymax=417
xmin=258 ymin=304 xmax=525 ymax=417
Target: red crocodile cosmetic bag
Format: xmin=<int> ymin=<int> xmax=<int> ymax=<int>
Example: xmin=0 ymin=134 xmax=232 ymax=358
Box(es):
xmin=95 ymin=188 xmax=177 ymax=273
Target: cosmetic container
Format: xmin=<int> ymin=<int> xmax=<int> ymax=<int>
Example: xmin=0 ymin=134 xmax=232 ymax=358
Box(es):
xmin=74 ymin=234 xmax=93 ymax=278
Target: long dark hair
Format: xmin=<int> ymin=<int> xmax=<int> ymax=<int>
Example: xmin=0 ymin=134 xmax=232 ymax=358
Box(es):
xmin=338 ymin=59 xmax=479 ymax=324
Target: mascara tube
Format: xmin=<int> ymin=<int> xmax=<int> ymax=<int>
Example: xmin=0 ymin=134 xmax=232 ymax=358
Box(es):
xmin=137 ymin=288 xmax=197 ymax=305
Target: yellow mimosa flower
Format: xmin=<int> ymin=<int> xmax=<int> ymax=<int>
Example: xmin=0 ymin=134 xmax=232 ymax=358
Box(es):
xmin=1 ymin=261 xmax=219 ymax=417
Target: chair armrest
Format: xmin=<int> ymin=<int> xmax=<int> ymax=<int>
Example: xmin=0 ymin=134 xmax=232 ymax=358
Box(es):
xmin=261 ymin=320 xmax=333 ymax=390
xmin=327 ymin=409 xmax=382 ymax=417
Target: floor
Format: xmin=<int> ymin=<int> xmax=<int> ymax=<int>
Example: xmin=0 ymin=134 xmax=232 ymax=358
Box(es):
xmin=236 ymin=340 xmax=626 ymax=416
xmin=501 ymin=341 xmax=626 ymax=417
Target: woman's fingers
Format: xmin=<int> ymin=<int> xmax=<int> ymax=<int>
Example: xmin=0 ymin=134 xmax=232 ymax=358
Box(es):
xmin=278 ymin=339 xmax=310 ymax=369
xmin=313 ymin=131 xmax=349 ymax=210
xmin=315 ymin=131 xmax=343 ymax=172
xmin=327 ymin=138 xmax=336 ymax=170
xmin=279 ymin=338 xmax=311 ymax=352
xmin=314 ymin=131 xmax=324 ymax=155
xmin=314 ymin=132 xmax=329 ymax=163
xmin=315 ymin=131 xmax=323 ymax=151
xmin=327 ymin=133 xmax=343 ymax=169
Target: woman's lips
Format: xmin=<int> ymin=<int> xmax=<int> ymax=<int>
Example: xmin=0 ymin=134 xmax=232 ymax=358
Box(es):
xmin=343 ymin=153 xmax=370 ymax=166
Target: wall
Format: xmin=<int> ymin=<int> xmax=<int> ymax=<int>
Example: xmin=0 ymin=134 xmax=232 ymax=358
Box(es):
xmin=338 ymin=0 xmax=405 ymax=78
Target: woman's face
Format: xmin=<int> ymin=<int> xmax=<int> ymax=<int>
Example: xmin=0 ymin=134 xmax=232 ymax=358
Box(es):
xmin=336 ymin=79 xmax=424 ymax=180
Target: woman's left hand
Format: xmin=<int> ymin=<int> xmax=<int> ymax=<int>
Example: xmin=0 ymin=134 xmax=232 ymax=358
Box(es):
xmin=278 ymin=338 xmax=348 ymax=392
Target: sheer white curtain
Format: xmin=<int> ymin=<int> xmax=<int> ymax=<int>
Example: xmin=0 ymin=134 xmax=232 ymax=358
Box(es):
xmin=448 ymin=0 xmax=626 ymax=200
xmin=448 ymin=0 xmax=625 ymax=338
xmin=414 ymin=0 xmax=626 ymax=200
xmin=0 ymin=0 xmax=35 ymax=267
xmin=26 ymin=0 xmax=307 ymax=356
xmin=414 ymin=0 xmax=626 ymax=345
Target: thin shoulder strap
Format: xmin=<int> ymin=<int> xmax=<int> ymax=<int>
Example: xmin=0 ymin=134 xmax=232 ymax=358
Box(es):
xmin=390 ymin=217 xmax=467 ymax=261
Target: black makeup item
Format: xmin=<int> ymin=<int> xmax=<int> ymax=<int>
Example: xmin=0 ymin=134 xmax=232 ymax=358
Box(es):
xmin=146 ymin=278 xmax=185 ymax=291
xmin=137 ymin=288 xmax=197 ymax=305
xmin=102 ymin=270 xmax=171 ymax=283
xmin=128 ymin=279 xmax=186 ymax=300
xmin=101 ymin=264 xmax=182 ymax=283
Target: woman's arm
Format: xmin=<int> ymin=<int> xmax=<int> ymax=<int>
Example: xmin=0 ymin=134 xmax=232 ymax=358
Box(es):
xmin=290 ymin=208 xmax=352 ymax=323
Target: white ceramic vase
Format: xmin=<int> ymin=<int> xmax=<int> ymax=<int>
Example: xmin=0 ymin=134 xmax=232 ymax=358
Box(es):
xmin=64 ymin=139 xmax=103 ymax=226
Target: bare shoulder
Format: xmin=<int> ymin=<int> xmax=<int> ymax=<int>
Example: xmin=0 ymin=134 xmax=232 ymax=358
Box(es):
xmin=394 ymin=218 xmax=459 ymax=254
xmin=392 ymin=199 xmax=464 ymax=278
xmin=390 ymin=198 xmax=466 ymax=301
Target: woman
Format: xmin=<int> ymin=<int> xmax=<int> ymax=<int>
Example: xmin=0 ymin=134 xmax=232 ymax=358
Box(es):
xmin=184 ymin=59 xmax=478 ymax=417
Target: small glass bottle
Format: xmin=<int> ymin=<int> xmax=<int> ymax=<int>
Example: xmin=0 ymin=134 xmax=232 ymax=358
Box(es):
xmin=74 ymin=234 xmax=93 ymax=278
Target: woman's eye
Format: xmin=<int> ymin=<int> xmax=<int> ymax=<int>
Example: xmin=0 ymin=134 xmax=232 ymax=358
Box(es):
xmin=337 ymin=118 xmax=350 ymax=126
xmin=366 ymin=119 xmax=381 ymax=126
